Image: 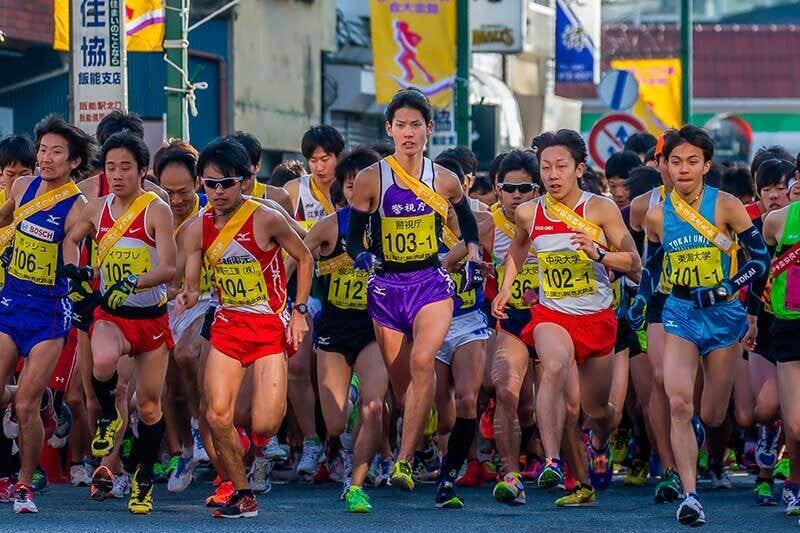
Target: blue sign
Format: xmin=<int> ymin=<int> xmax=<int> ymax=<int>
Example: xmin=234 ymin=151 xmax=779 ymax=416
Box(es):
xmin=555 ymin=0 xmax=599 ymax=84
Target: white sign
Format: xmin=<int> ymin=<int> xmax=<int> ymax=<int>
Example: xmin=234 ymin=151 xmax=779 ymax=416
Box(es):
xmin=597 ymin=69 xmax=639 ymax=111
xmin=429 ymin=106 xmax=456 ymax=159
xmin=588 ymin=113 xmax=646 ymax=169
xmin=71 ymin=0 xmax=128 ymax=135
xmin=470 ymin=0 xmax=526 ymax=54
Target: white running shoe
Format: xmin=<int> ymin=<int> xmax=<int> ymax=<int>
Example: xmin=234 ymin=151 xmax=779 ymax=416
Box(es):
xmin=70 ymin=464 xmax=92 ymax=487
xmin=677 ymin=493 xmax=706 ymax=526
xmin=710 ymin=466 xmax=733 ymax=489
xmin=248 ymin=456 xmax=273 ymax=494
xmin=167 ymin=452 xmax=197 ymax=493
xmin=264 ymin=436 xmax=289 ymax=462
xmin=12 ymin=484 xmax=37 ymax=514
xmin=190 ymin=418 xmax=210 ymax=463
xmin=297 ymin=437 xmax=323 ymax=481
xmin=111 ymin=472 xmax=130 ymax=498
xmin=2 ymin=404 xmax=18 ymax=439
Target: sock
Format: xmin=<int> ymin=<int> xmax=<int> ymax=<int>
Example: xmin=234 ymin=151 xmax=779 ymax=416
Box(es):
xmin=442 ymin=417 xmax=477 ymax=483
xmin=0 ymin=432 xmax=13 ymax=477
xmin=133 ymin=416 xmax=166 ymax=484
xmin=91 ymin=372 xmax=118 ymax=420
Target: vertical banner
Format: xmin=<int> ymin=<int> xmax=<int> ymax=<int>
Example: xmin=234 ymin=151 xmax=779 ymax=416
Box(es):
xmin=555 ymin=0 xmax=600 ymax=84
xmin=55 ymin=0 xmax=164 ymax=52
xmin=610 ymin=58 xmax=682 ymax=131
xmin=369 ymin=0 xmax=456 ymax=108
xmin=429 ymin=105 xmax=456 ymax=159
xmin=72 ymin=0 xmax=128 ymax=135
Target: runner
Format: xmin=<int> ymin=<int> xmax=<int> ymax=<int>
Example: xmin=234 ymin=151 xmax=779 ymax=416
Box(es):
xmin=0 ymin=134 xmax=37 ymax=290
xmin=347 ymin=88 xmax=483 ymax=493
xmin=176 ymin=137 xmax=313 ymax=518
xmin=0 ymin=115 xmax=92 ymax=513
xmin=62 ymin=131 xmax=177 ymax=514
xmin=637 ymin=125 xmax=770 ymax=526
xmin=492 ymin=129 xmax=641 ymax=507
xmin=228 ymin=131 xmax=293 ymax=213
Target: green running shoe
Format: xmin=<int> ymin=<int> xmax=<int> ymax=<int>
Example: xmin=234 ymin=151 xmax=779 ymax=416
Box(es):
xmin=555 ymin=483 xmax=596 ymax=507
xmin=435 ymin=481 xmax=464 ymax=509
xmin=344 ymin=486 xmax=372 ymax=513
xmin=774 ymin=457 xmax=790 ymax=480
xmin=165 ymin=454 xmax=180 ymax=476
xmin=152 ymin=461 xmax=167 ymax=483
xmin=754 ymin=479 xmax=779 ymax=506
xmin=655 ymin=468 xmax=681 ymax=503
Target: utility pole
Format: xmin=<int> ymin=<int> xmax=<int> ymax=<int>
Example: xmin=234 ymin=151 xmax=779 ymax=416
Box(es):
xmin=680 ymin=0 xmax=692 ymax=125
xmin=455 ymin=0 xmax=470 ymax=146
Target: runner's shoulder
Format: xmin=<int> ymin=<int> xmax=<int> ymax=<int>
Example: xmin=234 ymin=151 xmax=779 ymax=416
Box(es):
xmin=143 ymin=179 xmax=169 ymax=203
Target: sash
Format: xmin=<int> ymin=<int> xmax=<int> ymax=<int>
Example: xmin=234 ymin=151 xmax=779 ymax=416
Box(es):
xmin=385 ymin=155 xmax=459 ymax=249
xmin=174 ymin=195 xmax=201 ymax=237
xmin=309 ymin=175 xmax=335 ymax=215
xmin=0 ymin=180 xmax=81 ymax=249
xmin=669 ymin=190 xmax=739 ymax=256
xmin=771 ymin=241 xmax=800 ymax=279
xmin=96 ymin=192 xmax=158 ymax=265
xmin=317 ymin=252 xmax=353 ymax=276
xmin=205 ymin=200 xmax=260 ymax=265
xmin=543 ymin=193 xmax=617 ymax=251
xmin=491 ymin=204 xmax=536 ymax=255
xmin=252 ymin=180 xmax=267 ymax=199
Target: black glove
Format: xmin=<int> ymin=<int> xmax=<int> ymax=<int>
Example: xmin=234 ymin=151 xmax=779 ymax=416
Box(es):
xmin=0 ymin=245 xmax=12 ymax=268
xmin=690 ymin=281 xmax=733 ymax=309
xmin=104 ymin=276 xmax=137 ymax=310
xmin=57 ymin=264 xmax=94 ymax=282
xmin=458 ymin=261 xmax=485 ymax=293
xmin=67 ymin=279 xmax=94 ymax=303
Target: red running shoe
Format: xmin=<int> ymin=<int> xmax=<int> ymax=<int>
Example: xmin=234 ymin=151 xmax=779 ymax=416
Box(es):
xmin=206 ymin=480 xmax=234 ymax=507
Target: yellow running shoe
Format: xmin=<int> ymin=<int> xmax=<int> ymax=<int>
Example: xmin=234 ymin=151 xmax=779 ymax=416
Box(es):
xmin=555 ymin=483 xmax=597 ymax=507
xmin=390 ymin=459 xmax=415 ymax=492
xmin=624 ymin=459 xmax=649 ymax=487
xmin=91 ymin=409 xmax=123 ymax=458
xmin=493 ymin=472 xmax=526 ymax=506
xmin=128 ymin=469 xmax=154 ymax=515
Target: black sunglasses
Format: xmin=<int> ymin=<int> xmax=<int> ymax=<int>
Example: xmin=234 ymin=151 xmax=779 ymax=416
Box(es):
xmin=499 ymin=182 xmax=538 ymax=194
xmin=202 ymin=176 xmax=243 ymax=189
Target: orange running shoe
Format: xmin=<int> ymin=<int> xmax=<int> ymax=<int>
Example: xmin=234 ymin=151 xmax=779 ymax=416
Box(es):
xmin=206 ymin=480 xmax=234 ymax=507
xmin=456 ymin=459 xmax=483 ymax=487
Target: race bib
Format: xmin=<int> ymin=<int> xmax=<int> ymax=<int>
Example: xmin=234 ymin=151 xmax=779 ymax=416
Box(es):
xmin=214 ymin=261 xmax=268 ymax=307
xmin=381 ymin=214 xmax=437 ymax=262
xmin=102 ymin=246 xmax=152 ymax=292
xmin=538 ymin=251 xmax=597 ymax=300
xmin=328 ymin=266 xmax=368 ymax=310
xmin=199 ymin=265 xmax=213 ymax=294
xmin=611 ymin=278 xmax=623 ymax=309
xmin=498 ymin=263 xmax=539 ymax=309
xmin=299 ymin=220 xmax=316 ymax=231
xmin=9 ymin=231 xmax=58 ymax=286
xmin=785 ymin=265 xmax=800 ymax=311
xmin=450 ymin=271 xmax=477 ymax=308
xmin=666 ymin=247 xmax=723 ymax=288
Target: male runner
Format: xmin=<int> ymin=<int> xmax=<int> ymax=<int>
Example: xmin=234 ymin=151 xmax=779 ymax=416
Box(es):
xmin=347 ymin=88 xmax=483 ymax=492
xmin=228 ymin=131 xmax=293 ymax=213
xmin=177 ymin=137 xmax=313 ymax=518
xmin=62 ymin=131 xmax=176 ymax=514
xmin=492 ymin=129 xmax=641 ymax=507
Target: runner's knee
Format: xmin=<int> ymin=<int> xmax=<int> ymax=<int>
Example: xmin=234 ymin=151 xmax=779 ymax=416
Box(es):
xmin=137 ymin=398 xmax=162 ymax=425
xmin=668 ymin=394 xmax=694 ymax=422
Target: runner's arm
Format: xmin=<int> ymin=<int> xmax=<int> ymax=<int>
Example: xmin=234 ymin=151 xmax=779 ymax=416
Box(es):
xmin=438 ymin=170 xmax=480 ymax=262
xmin=136 ymin=201 xmax=176 ymax=289
xmin=176 ymin=218 xmax=202 ymax=311
xmin=492 ymin=201 xmax=533 ymax=319
xmin=442 ymin=212 xmax=493 ymax=272
xmin=169 ymin=227 xmax=187 ymax=300
xmin=266 ymin=185 xmax=294 ymax=215
xmin=62 ymin=199 xmax=97 ymax=268
xmin=269 ymin=210 xmax=313 ymax=306
xmin=286 ymin=211 xmax=335 ymax=278
xmin=346 ymin=165 xmax=379 ymax=262
xmin=719 ymin=194 xmax=770 ymax=296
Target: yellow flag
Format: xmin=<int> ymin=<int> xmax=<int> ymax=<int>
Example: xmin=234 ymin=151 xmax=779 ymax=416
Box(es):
xmin=611 ymin=58 xmax=681 ymax=131
xmin=369 ymin=0 xmax=456 ymax=108
xmin=54 ymin=0 xmax=164 ymax=52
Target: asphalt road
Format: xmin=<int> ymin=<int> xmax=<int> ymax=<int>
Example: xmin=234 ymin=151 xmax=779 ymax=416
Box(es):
xmin=1 ymin=472 xmax=795 ymax=532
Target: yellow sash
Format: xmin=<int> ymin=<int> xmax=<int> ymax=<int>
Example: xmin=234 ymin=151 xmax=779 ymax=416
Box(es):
xmin=0 ymin=188 xmax=6 ymax=205
xmin=669 ymin=190 xmax=739 ymax=256
xmin=385 ymin=155 xmax=459 ymax=249
xmin=491 ymin=205 xmax=536 ymax=255
xmin=205 ymin=200 xmax=260 ymax=265
xmin=252 ymin=180 xmax=267 ymax=199
xmin=317 ymin=252 xmax=353 ymax=276
xmin=0 ymin=181 xmax=82 ymax=249
xmin=543 ymin=193 xmax=616 ymax=251
xmin=659 ymin=186 xmax=666 ymax=201
xmin=96 ymin=192 xmax=158 ymax=266
xmin=174 ymin=195 xmax=200 ymax=237
xmin=309 ymin=176 xmax=335 ymax=215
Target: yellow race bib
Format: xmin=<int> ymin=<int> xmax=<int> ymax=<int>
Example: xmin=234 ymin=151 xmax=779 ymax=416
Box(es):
xmin=450 ymin=271 xmax=477 ymax=308
xmin=214 ymin=261 xmax=268 ymax=306
xmin=611 ymin=278 xmax=623 ymax=309
xmin=538 ymin=251 xmax=597 ymax=300
xmin=8 ymin=230 xmax=58 ymax=285
xmin=666 ymin=247 xmax=723 ymax=288
xmin=102 ymin=246 xmax=152 ymax=292
xmin=381 ymin=214 xmax=437 ymax=262
xmin=498 ymin=263 xmax=539 ymax=309
xmin=328 ymin=266 xmax=368 ymax=310
xmin=299 ymin=220 xmax=316 ymax=231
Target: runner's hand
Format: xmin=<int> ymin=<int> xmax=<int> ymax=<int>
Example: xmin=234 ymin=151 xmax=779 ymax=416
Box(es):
xmin=57 ymin=264 xmax=94 ymax=282
xmin=104 ymin=277 xmax=137 ymax=310
xmin=288 ymin=309 xmax=309 ymax=349
xmin=67 ymin=279 xmax=93 ymax=303
xmin=741 ymin=314 xmax=758 ymax=351
xmin=691 ymin=281 xmax=732 ymax=309
xmin=459 ymin=261 xmax=484 ymax=292
xmin=174 ymin=290 xmax=199 ymax=316
xmin=353 ymin=251 xmax=380 ymax=272
xmin=570 ymin=230 xmax=601 ymax=260
xmin=491 ymin=289 xmax=511 ymax=320
xmin=627 ymin=295 xmax=647 ymax=330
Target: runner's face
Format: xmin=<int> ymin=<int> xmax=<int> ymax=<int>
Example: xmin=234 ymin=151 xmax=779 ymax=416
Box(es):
xmin=760 ymin=181 xmax=789 ymax=213
xmin=38 ymin=133 xmax=79 ymax=181
xmin=386 ymin=107 xmax=431 ymax=158
xmin=607 ymin=177 xmax=630 ymax=208
xmin=499 ymin=169 xmax=537 ymax=216
xmin=160 ymin=162 xmax=198 ymax=219
xmin=539 ymin=146 xmax=584 ymax=200
xmin=342 ymin=174 xmax=356 ymax=204
xmin=105 ymin=147 xmax=146 ymax=198
xmin=202 ymin=163 xmax=242 ymax=212
xmin=308 ymin=147 xmax=337 ymax=187
xmin=667 ymin=142 xmax=710 ymax=195
xmin=1 ymin=161 xmax=34 ymax=192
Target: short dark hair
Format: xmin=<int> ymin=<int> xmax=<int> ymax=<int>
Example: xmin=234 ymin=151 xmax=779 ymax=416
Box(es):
xmin=663 ymin=125 xmax=715 ymax=162
xmin=488 ymin=152 xmax=508 ymax=186
xmin=755 ymin=159 xmax=794 ymax=193
xmin=434 ymin=156 xmax=466 ymax=185
xmin=704 ymin=161 xmax=723 ymax=187
xmin=751 ymin=145 xmax=794 ymax=179
xmin=333 ymin=146 xmax=381 ymax=206
xmin=605 ymin=150 xmax=642 ymax=180
xmin=101 ymin=131 xmax=151 ymax=171
xmin=229 ymin=131 xmax=262 ymax=169
xmin=269 ymin=159 xmax=306 ymax=188
xmin=196 ymin=137 xmax=253 ymax=179
xmin=624 ymin=132 xmax=657 ymax=155
xmin=34 ymin=114 xmax=97 ymax=179
xmin=368 ymin=141 xmax=394 ymax=158
xmin=644 ymin=146 xmax=656 ymax=163
xmin=154 ymin=139 xmax=198 ymax=182
xmin=627 ymin=166 xmax=662 ymax=199
xmin=469 ymin=174 xmax=493 ymax=196
xmin=438 ymin=146 xmax=478 ymax=176
xmin=580 ymin=167 xmax=604 ymax=195
xmin=0 ymin=134 xmax=36 ymax=170
xmin=95 ymin=110 xmax=144 ymax=145
xmin=720 ymin=164 xmax=755 ymax=199
xmin=531 ymin=129 xmax=588 ymax=166
xmin=497 ymin=150 xmax=541 ymax=186
xmin=385 ymin=88 xmax=432 ymax=124
xmin=300 ymin=125 xmax=345 ymax=159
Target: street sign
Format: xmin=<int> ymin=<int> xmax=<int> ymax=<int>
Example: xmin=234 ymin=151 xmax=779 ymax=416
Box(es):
xmin=588 ymin=113 xmax=646 ymax=169
xmin=470 ymin=0 xmax=526 ymax=54
xmin=597 ymin=69 xmax=639 ymax=111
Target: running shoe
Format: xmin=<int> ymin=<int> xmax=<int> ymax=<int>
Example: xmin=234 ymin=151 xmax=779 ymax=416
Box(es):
xmin=0 ymin=476 xmax=13 ymax=503
xmin=775 ymin=457 xmax=791 ymax=480
xmin=709 ymin=463 xmax=733 ymax=489
xmin=697 ymin=448 xmax=710 ymax=477
xmin=368 ymin=456 xmax=393 ymax=487
xmin=610 ymin=428 xmax=630 ymax=466
xmin=589 ymin=442 xmax=613 ymax=490
xmin=2 ymin=403 xmax=18 ymax=439
xmin=70 ymin=464 xmax=92 ymax=487
xmin=756 ymin=422 xmax=781 ymax=469
xmin=297 ymin=436 xmax=323 ymax=481
xmin=39 ymin=389 xmax=57 ymax=440
xmin=623 ymin=458 xmax=649 ymax=487
xmin=493 ymin=472 xmax=526 ymax=506
xmin=412 ymin=442 xmax=440 ymax=483
xmin=344 ymin=486 xmax=372 ymax=513
xmin=785 ymin=481 xmax=800 ymax=515
xmin=91 ymin=409 xmax=123 ymax=458
xmin=190 ymin=417 xmax=210 ymax=463
xmin=754 ymin=478 xmax=779 ymax=506
xmin=90 ymin=465 xmax=114 ymax=502
xmin=214 ymin=491 xmax=258 ymax=519
xmin=555 ymin=483 xmax=596 ymax=507
xmin=456 ymin=459 xmax=484 ymax=487
xmin=247 ymin=456 xmax=273 ymax=494
xmin=206 ymin=480 xmax=234 ymax=507
xmin=390 ymin=459 xmax=415 ymax=492
xmin=165 ymin=454 xmax=180 ymax=477
xmin=48 ymin=402 xmax=72 ymax=448
xmin=677 ymin=492 xmax=706 ymax=526
xmin=12 ymin=483 xmax=37 ymax=514
xmin=479 ymin=399 xmax=495 ymax=440
xmin=128 ymin=469 xmax=154 ymax=515
xmin=263 ymin=436 xmax=288 ymax=463
xmin=435 ymin=480 xmax=464 ymax=509
xmin=152 ymin=460 xmax=168 ymax=483
xmin=31 ymin=467 xmax=48 ymax=493
xmin=111 ymin=472 xmax=131 ymax=498
xmin=520 ymin=454 xmax=543 ymax=482
xmin=537 ymin=457 xmax=564 ymax=489
xmin=168 ymin=453 xmax=197 ymax=493
xmin=654 ymin=468 xmax=681 ymax=503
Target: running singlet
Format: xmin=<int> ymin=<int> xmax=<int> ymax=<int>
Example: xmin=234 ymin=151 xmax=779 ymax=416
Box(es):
xmin=530 ymin=191 xmax=613 ymax=314
xmin=176 ymin=194 xmax=213 ymax=295
xmin=96 ymin=194 xmax=167 ymax=309
xmin=296 ymin=174 xmax=334 ymax=229
xmin=662 ymin=186 xmax=731 ymax=290
xmin=317 ymin=207 xmax=369 ymax=312
xmin=6 ymin=177 xmax=82 ymax=298
xmin=377 ymin=157 xmax=444 ymax=270
xmin=201 ymin=204 xmax=287 ymax=314
xmin=492 ymin=205 xmax=538 ymax=310
xmin=770 ymin=201 xmax=800 ymax=320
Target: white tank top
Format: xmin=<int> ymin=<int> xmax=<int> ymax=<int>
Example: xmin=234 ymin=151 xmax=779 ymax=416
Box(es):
xmin=492 ymin=207 xmax=538 ymax=310
xmin=296 ymin=174 xmax=330 ymax=222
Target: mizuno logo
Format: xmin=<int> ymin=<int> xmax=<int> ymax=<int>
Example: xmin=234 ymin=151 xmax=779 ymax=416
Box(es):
xmin=372 ymin=286 xmax=386 ymax=297
xmin=0 ymin=297 xmax=10 ymax=306
xmin=46 ymin=215 xmax=61 ymax=225
xmin=236 ymin=232 xmax=251 ymax=242
xmin=317 ymin=336 xmax=330 ymax=345
xmin=664 ymin=320 xmax=678 ymax=328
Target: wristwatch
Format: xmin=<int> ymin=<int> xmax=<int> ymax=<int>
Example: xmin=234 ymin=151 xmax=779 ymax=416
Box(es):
xmin=125 ymin=274 xmax=138 ymax=288
xmin=595 ymin=246 xmax=606 ymax=263
xmin=714 ymin=285 xmax=729 ymax=299
xmin=294 ymin=303 xmax=308 ymax=315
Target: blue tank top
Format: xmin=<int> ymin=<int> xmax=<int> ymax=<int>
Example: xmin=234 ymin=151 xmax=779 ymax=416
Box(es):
xmin=5 ymin=177 xmax=82 ymax=299
xmin=662 ymin=186 xmax=731 ymax=289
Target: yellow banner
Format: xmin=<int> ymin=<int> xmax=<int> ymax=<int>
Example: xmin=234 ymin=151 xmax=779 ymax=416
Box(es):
xmin=54 ymin=0 xmax=165 ymax=52
xmin=610 ymin=58 xmax=681 ymax=132
xmin=369 ymin=0 xmax=456 ymax=108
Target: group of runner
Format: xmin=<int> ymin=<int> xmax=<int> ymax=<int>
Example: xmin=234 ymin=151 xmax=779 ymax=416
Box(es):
xmin=0 ymin=88 xmax=798 ymax=527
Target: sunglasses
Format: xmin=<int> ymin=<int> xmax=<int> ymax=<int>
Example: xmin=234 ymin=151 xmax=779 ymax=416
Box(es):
xmin=499 ymin=182 xmax=537 ymax=194
xmin=202 ymin=176 xmax=243 ymax=189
